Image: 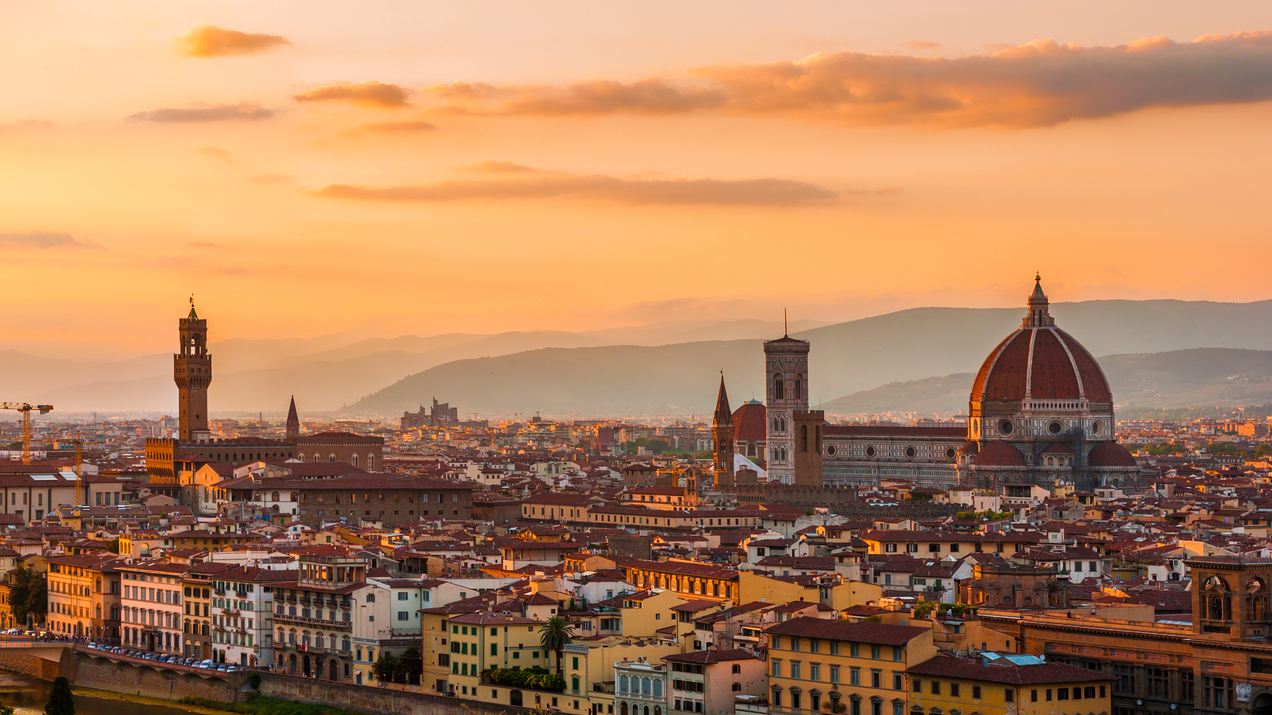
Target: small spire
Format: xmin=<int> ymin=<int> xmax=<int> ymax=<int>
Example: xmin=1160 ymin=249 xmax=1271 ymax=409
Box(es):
xmin=187 ymin=294 xmax=199 ymax=320
xmin=1023 ymin=273 xmax=1054 ymax=328
xmin=714 ymin=372 xmax=732 ymax=424
xmin=784 ymin=308 xmax=789 ymax=337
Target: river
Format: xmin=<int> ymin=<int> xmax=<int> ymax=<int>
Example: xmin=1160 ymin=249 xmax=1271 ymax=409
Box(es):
xmin=0 ymin=671 xmax=199 ymax=715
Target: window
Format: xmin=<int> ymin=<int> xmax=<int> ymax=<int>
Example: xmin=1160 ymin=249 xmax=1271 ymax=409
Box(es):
xmin=911 ymin=679 xmax=920 ymax=693
xmin=790 ymin=661 xmax=801 ymax=679
xmin=931 ymin=681 xmax=940 ymax=695
xmin=810 ymin=663 xmax=821 ymax=681
xmin=1005 ymin=689 xmax=1014 ymax=703
xmin=772 ymin=660 xmax=782 ymax=678
xmin=950 ymin=683 xmax=960 ymax=697
xmin=830 ymin=666 xmax=840 ymax=684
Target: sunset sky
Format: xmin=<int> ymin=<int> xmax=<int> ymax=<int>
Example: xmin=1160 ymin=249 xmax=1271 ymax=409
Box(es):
xmin=5 ymin=1 xmax=1272 ymax=357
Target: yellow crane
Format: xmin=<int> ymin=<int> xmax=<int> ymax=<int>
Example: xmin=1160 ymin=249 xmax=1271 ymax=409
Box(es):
xmin=0 ymin=402 xmax=54 ymax=465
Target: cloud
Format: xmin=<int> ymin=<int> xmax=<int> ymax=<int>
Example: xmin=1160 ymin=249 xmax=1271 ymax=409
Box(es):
xmin=197 ymin=146 xmax=234 ymax=164
xmin=462 ymin=160 xmax=539 ymax=173
xmin=311 ymin=164 xmax=841 ymax=206
xmin=293 ymin=82 xmax=410 ymax=109
xmin=0 ymin=232 xmax=98 ymax=250
xmin=0 ymin=119 xmax=53 ymax=132
xmin=423 ymin=31 xmax=1272 ymax=127
xmin=179 ymin=26 xmax=290 ymax=57
xmin=355 ymin=119 xmax=436 ymax=134
xmin=128 ymin=103 xmax=274 ymax=123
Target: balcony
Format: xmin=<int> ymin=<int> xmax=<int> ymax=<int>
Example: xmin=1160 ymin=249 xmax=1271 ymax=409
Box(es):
xmin=273 ymin=612 xmax=352 ymax=630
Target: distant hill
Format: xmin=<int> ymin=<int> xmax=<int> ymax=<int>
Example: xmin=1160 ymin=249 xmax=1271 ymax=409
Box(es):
xmin=14 ymin=298 xmax=1272 ymax=415
xmin=346 ymin=300 xmax=1272 ymax=417
xmin=824 ymin=348 xmax=1272 ymax=415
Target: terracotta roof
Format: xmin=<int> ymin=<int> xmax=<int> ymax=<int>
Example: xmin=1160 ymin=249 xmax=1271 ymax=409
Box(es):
xmin=732 ymin=401 xmax=766 ymax=443
xmin=766 ymin=616 xmax=930 ymax=645
xmin=664 ymin=648 xmax=757 ymax=664
xmin=974 ymin=442 xmax=1027 ymax=467
xmin=1089 ymin=442 xmax=1138 ymax=468
xmin=908 ymin=653 xmax=1114 ymax=685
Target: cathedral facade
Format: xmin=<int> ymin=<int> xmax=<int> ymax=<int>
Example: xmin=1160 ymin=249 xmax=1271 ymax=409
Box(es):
xmin=712 ymin=277 xmax=1139 ymax=491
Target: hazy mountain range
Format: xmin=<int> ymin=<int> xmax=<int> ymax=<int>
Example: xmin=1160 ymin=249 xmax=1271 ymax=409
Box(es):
xmin=348 ymin=300 xmax=1272 ymax=417
xmin=8 ymin=300 xmax=1272 ymax=417
xmin=825 ymin=348 xmax=1272 ymax=416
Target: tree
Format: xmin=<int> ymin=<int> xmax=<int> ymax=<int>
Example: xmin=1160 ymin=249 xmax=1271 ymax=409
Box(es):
xmin=538 ymin=616 xmax=575 ymax=676
xmin=396 ymin=647 xmax=423 ymax=685
xmin=9 ymin=566 xmax=47 ymax=627
xmin=371 ymin=652 xmax=399 ymax=682
xmin=45 ymin=676 xmax=74 ymax=715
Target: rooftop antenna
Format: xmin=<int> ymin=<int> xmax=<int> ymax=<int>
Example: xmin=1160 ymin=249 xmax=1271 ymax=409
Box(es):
xmin=784 ymin=308 xmax=789 ymax=337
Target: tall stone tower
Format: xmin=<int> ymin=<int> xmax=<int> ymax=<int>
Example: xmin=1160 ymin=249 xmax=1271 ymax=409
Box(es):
xmin=712 ymin=373 xmax=735 ymax=490
xmin=175 ymin=298 xmax=212 ymax=443
xmin=286 ymin=395 xmax=300 ymax=441
xmin=764 ymin=324 xmax=810 ymax=484
xmin=791 ymin=409 xmax=825 ymax=486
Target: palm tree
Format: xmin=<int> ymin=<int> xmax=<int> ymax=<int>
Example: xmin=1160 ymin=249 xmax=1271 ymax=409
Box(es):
xmin=538 ymin=616 xmax=575 ymax=676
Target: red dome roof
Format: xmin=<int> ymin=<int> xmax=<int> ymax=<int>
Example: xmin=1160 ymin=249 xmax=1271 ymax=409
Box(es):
xmin=970 ymin=279 xmax=1112 ymax=405
xmin=1088 ymin=441 xmax=1137 ymax=468
xmin=732 ymin=401 xmax=767 ymax=443
xmin=973 ymin=441 xmax=1026 ymax=467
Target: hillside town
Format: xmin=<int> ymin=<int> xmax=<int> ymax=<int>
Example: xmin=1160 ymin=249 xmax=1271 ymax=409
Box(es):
xmin=3 ymin=283 xmax=1272 ymax=715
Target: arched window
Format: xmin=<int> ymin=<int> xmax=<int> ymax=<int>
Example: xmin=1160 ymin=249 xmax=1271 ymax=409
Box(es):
xmin=619 ymin=675 xmax=628 ymax=694
xmin=641 ymin=677 xmax=651 ymax=695
xmin=775 ymin=377 xmax=784 ymax=400
xmin=801 ymin=425 xmax=809 ymax=452
xmin=350 ymin=454 xmax=359 ymax=468
xmin=653 ymin=680 xmax=662 ymax=697
xmin=795 ymin=375 xmax=803 ymax=399
xmin=367 ymin=454 xmax=376 ymax=471
xmin=271 ymin=491 xmax=280 ymax=502
xmin=1205 ymin=576 xmax=1232 ymax=624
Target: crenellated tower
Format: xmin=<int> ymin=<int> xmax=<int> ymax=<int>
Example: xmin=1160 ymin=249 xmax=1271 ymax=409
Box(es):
xmin=175 ymin=297 xmax=212 ymax=443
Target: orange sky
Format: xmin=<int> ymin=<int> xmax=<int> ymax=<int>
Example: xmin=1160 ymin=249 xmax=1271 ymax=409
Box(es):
xmin=4 ymin=2 xmax=1272 ymax=357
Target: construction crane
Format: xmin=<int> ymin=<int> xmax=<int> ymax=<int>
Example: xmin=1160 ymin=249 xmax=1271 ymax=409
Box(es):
xmin=0 ymin=402 xmax=54 ymax=465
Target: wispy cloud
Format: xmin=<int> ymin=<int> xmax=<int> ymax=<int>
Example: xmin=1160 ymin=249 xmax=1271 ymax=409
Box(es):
xmin=0 ymin=119 xmax=53 ymax=132
xmin=423 ymin=31 xmax=1272 ymax=127
xmin=294 ymin=82 xmax=410 ymax=109
xmin=311 ymin=163 xmax=843 ymax=206
xmin=128 ymin=103 xmax=274 ymax=123
xmin=179 ymin=26 xmax=290 ymax=57
xmin=0 ymin=232 xmax=99 ymax=250
xmin=353 ymin=119 xmax=436 ymax=134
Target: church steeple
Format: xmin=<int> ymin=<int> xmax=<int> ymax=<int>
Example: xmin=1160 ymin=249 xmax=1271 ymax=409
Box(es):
xmin=286 ymin=395 xmax=300 ymax=441
xmin=714 ymin=372 xmax=732 ymax=424
xmin=1022 ymin=273 xmax=1055 ymax=328
xmin=712 ymin=372 xmax=735 ymax=491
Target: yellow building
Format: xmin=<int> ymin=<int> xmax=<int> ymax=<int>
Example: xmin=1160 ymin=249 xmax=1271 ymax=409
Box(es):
xmin=859 ymin=531 xmax=1036 ymax=558
xmin=446 ymin=611 xmax=554 ymax=709
xmin=765 ymin=616 xmax=936 ymax=715
xmin=738 ymin=570 xmax=882 ymax=610
xmin=46 ymin=554 xmax=121 ymax=641
xmin=559 ymin=635 xmax=681 ymax=715
xmin=619 ymin=590 xmax=686 ymax=638
xmin=907 ymin=653 xmax=1112 ymax=715
xmin=618 ymin=559 xmax=738 ymax=602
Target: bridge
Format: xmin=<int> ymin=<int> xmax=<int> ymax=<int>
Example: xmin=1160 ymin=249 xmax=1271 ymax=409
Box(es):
xmin=0 ymin=638 xmax=248 ymax=701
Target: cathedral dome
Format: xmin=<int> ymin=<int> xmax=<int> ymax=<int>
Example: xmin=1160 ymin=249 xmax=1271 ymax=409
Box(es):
xmin=732 ymin=400 xmax=767 ymax=443
xmin=1088 ymin=441 xmax=1137 ymax=468
xmin=970 ymin=276 xmax=1112 ymax=407
xmin=973 ymin=441 xmax=1027 ymax=467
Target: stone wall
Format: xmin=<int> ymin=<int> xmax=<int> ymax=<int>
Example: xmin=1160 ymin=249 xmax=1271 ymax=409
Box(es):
xmin=257 ymin=672 xmax=532 ymax=715
xmin=64 ymin=651 xmax=250 ymax=702
xmin=0 ymin=647 xmax=64 ymax=680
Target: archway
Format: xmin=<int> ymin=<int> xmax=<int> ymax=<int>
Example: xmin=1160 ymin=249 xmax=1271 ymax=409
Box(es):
xmin=1253 ymin=692 xmax=1272 ymax=715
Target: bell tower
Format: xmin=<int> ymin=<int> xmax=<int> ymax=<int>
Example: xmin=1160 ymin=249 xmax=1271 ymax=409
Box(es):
xmin=764 ymin=315 xmax=810 ymax=484
xmin=175 ymin=297 xmax=212 ymax=443
xmin=712 ymin=373 xmax=735 ymax=490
